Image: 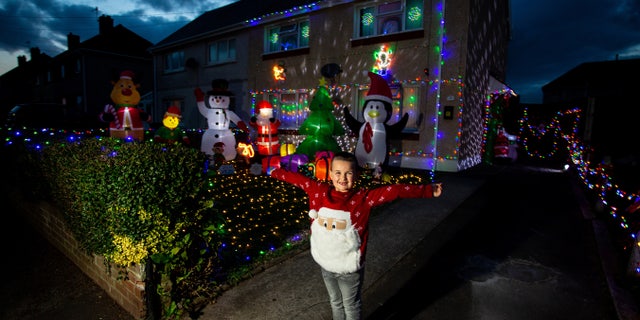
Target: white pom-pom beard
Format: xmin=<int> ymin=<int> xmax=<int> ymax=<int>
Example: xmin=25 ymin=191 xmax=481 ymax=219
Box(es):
xmin=309 ymin=208 xmax=361 ymax=274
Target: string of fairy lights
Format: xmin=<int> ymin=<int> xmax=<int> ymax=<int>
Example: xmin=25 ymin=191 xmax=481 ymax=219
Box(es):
xmin=518 ymin=107 xmax=640 ymax=274
xmin=3 ymin=102 xmax=640 ymax=272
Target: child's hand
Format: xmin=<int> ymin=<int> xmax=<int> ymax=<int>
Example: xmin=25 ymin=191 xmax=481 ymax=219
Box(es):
xmin=432 ymin=183 xmax=443 ymax=197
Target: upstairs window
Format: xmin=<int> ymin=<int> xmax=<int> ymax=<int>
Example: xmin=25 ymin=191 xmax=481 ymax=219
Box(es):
xmin=265 ymin=19 xmax=310 ymax=54
xmin=208 ymin=38 xmax=236 ymax=64
xmin=164 ymin=51 xmax=185 ymax=73
xmin=355 ymin=0 xmax=423 ymax=38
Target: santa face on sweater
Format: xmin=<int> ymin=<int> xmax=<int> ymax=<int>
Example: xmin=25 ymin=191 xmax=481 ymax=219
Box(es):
xmin=310 ymin=207 xmax=361 ymax=274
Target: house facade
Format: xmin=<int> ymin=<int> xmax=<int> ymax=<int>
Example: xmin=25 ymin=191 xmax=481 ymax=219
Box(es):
xmin=149 ymin=0 xmax=512 ymax=172
xmin=0 ymin=15 xmax=153 ymax=125
xmin=542 ymin=57 xmax=640 ymax=164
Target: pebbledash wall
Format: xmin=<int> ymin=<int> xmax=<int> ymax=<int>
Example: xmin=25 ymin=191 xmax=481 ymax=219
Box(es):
xmin=11 ymin=191 xmax=147 ymax=319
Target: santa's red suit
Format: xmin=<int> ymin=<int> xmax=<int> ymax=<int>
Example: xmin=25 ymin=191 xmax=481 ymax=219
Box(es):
xmin=494 ymin=130 xmax=509 ymax=158
xmin=250 ymin=101 xmax=281 ymax=156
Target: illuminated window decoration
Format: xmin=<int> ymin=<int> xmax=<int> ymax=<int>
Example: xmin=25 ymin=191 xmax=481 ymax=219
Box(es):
xmin=372 ymin=45 xmax=393 ymax=77
xmin=362 ymin=12 xmax=374 ymax=26
xmin=273 ymin=64 xmax=286 ymax=81
xmin=266 ymin=20 xmax=309 ymax=53
xmin=356 ymin=0 xmax=423 ymax=38
xmin=407 ymin=6 xmax=422 ymax=22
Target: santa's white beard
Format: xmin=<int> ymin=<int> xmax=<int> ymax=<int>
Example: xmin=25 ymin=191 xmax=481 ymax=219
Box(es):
xmin=256 ymin=117 xmax=271 ymax=126
xmin=310 ymin=220 xmax=361 ymax=274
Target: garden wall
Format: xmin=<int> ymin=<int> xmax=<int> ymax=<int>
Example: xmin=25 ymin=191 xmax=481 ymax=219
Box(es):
xmin=10 ymin=191 xmax=147 ymax=319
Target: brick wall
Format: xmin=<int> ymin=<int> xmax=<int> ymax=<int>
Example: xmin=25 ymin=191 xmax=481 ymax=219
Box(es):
xmin=11 ymin=192 xmax=148 ymax=319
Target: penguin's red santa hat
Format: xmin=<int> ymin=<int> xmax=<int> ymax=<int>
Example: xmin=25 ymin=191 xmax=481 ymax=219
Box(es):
xmin=365 ymin=71 xmax=393 ymax=104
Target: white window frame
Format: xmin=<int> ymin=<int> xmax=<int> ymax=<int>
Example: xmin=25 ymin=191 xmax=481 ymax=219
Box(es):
xmin=208 ymin=38 xmax=236 ymax=64
xmin=264 ymin=19 xmax=310 ymax=54
xmin=354 ymin=0 xmax=424 ymax=39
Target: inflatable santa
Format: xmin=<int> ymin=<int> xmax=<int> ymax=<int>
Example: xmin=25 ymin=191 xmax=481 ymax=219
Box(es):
xmin=249 ymin=100 xmax=281 ymax=156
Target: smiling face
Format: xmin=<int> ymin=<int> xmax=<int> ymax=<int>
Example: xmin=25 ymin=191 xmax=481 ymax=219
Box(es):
xmin=330 ymin=158 xmax=358 ymax=192
xmin=162 ymin=115 xmax=180 ymax=129
xmin=206 ymin=95 xmax=230 ymax=109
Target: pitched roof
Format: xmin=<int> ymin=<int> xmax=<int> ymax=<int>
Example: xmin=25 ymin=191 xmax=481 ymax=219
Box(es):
xmin=152 ymin=0 xmax=321 ymax=50
xmin=79 ymin=24 xmax=153 ymax=58
xmin=543 ymin=58 xmax=640 ymax=90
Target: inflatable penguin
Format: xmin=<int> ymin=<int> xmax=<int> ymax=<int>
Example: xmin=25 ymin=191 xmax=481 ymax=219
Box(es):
xmin=194 ymin=79 xmax=249 ymax=160
xmin=344 ymin=71 xmax=408 ymax=170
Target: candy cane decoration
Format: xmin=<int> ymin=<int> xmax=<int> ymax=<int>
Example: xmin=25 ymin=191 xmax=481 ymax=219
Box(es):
xmin=104 ymin=104 xmax=120 ymax=129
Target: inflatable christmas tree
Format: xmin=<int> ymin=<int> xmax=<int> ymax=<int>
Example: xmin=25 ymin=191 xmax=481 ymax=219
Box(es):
xmin=295 ymin=84 xmax=344 ymax=159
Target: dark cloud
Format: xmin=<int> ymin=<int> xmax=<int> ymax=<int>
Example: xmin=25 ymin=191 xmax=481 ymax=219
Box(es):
xmin=0 ymin=0 xmax=233 ymax=66
xmin=507 ymin=0 xmax=640 ymax=103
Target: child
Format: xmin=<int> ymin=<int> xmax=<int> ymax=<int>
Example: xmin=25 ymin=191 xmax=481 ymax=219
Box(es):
xmin=270 ymin=151 xmax=442 ymax=320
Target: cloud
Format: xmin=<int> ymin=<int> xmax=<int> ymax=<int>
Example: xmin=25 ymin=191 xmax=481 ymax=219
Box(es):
xmin=507 ymin=0 xmax=640 ymax=103
xmin=0 ymin=0 xmax=235 ymax=74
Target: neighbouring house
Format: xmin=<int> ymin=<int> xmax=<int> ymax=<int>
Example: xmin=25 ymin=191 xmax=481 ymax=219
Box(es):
xmin=149 ymin=0 xmax=513 ymax=172
xmin=542 ymin=57 xmax=640 ymax=164
xmin=0 ymin=15 xmax=153 ymax=125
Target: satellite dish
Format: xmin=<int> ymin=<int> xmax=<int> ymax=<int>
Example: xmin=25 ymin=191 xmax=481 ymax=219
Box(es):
xmin=321 ymin=63 xmax=342 ymax=78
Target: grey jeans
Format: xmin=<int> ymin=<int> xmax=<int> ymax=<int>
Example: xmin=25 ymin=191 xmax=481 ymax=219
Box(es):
xmin=321 ymin=267 xmax=365 ymax=320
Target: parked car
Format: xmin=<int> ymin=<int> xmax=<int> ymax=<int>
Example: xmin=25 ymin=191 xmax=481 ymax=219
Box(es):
xmin=5 ymin=103 xmax=106 ymax=130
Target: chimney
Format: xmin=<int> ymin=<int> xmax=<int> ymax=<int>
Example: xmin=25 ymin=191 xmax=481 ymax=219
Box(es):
xmin=30 ymin=47 xmax=41 ymax=60
xmin=67 ymin=33 xmax=80 ymax=50
xmin=18 ymin=55 xmax=27 ymax=66
xmin=98 ymin=15 xmax=114 ymax=35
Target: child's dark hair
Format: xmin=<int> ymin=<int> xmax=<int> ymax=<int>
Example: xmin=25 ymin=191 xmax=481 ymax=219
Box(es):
xmin=332 ymin=151 xmax=358 ymax=168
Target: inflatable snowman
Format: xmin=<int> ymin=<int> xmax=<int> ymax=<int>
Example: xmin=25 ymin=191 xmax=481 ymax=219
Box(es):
xmin=194 ymin=79 xmax=248 ymax=160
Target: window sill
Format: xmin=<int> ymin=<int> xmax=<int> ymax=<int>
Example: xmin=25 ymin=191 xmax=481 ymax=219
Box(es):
xmin=350 ymin=30 xmax=424 ymax=47
xmin=262 ymin=48 xmax=310 ymax=61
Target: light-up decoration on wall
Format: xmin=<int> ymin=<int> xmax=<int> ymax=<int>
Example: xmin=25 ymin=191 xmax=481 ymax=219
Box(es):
xmin=301 ymin=24 xmax=310 ymax=39
xmin=372 ymin=45 xmax=393 ymax=77
xmin=273 ymin=63 xmax=286 ymax=81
